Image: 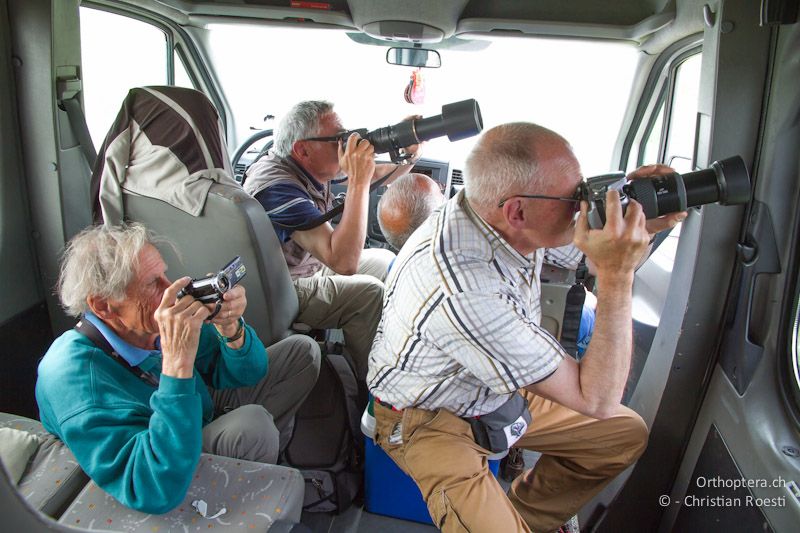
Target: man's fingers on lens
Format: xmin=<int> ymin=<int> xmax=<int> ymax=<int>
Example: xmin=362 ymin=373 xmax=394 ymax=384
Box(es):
xmin=628 ymin=163 xmax=675 ymax=180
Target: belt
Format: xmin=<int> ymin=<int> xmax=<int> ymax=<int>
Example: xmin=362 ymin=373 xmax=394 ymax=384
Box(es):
xmin=374 ymin=397 xmax=403 ymax=412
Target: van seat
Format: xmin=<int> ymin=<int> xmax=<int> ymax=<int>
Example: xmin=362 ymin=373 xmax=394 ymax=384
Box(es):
xmin=1 ymin=412 xmax=305 ymax=531
xmin=58 ymin=454 xmax=305 ymax=531
xmin=0 ymin=412 xmax=89 ymax=518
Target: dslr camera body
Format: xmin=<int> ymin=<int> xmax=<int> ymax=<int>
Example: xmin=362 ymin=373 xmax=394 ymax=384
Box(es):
xmin=177 ymin=256 xmax=247 ymax=303
xmin=580 ymin=156 xmax=751 ymax=229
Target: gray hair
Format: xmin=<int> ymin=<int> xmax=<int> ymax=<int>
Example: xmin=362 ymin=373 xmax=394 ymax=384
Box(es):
xmin=464 ymin=122 xmax=568 ymax=211
xmin=273 ymin=100 xmax=335 ymax=157
xmin=57 ymin=223 xmax=161 ymax=317
xmin=378 ymin=174 xmax=444 ymax=250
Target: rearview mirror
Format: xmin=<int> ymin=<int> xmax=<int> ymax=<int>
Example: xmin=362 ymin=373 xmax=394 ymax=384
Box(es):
xmin=386 ymin=47 xmax=441 ymax=68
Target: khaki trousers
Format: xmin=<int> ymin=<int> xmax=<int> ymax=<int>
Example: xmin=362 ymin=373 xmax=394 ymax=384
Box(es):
xmin=204 ymin=334 xmax=321 ymax=464
xmin=374 ymin=389 xmax=649 ymax=532
xmin=294 ymin=248 xmax=394 ymax=379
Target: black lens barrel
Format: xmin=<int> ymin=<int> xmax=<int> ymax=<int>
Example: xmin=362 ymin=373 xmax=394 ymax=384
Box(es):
xmin=365 ymin=99 xmax=483 ymax=154
xmin=622 ymin=155 xmax=750 ymax=220
xmin=414 ymin=99 xmax=483 ymax=143
xmin=682 ymin=168 xmax=720 ymax=208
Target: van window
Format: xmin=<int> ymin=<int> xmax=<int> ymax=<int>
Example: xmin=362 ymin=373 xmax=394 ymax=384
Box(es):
xmin=79 ymin=7 xmax=169 ymax=148
xmin=664 ymin=53 xmax=702 ymax=172
xmin=204 ymin=24 xmax=637 ymax=174
xmin=630 ymin=52 xmax=702 ymax=173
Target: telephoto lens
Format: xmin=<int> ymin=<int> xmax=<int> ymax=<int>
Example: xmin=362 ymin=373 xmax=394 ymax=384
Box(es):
xmin=364 ymin=99 xmax=483 ymax=156
xmin=623 ymin=156 xmax=751 ymax=218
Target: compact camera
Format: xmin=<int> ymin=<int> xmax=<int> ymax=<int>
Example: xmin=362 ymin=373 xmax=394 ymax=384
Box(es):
xmin=177 ymin=256 xmax=247 ymax=303
xmin=581 ymin=156 xmax=751 ymax=229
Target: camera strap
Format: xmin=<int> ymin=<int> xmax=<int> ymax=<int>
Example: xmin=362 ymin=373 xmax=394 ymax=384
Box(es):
xmin=271 ymin=165 xmax=402 ymax=232
xmin=559 ymin=256 xmax=588 ymax=358
xmin=74 ymin=317 xmax=161 ymax=388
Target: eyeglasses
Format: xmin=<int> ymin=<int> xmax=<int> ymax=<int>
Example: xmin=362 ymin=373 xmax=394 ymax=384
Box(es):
xmin=302 ymin=128 xmax=368 ymax=144
xmin=302 ymin=135 xmax=342 ymax=143
xmin=497 ymin=193 xmax=581 ymax=209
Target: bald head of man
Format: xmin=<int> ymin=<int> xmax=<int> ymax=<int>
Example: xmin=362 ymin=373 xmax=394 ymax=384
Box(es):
xmin=377 ymin=173 xmax=445 ymax=251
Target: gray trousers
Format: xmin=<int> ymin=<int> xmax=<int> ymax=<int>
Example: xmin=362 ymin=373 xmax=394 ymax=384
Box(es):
xmin=201 ymin=334 xmax=321 ymax=464
xmin=293 ymin=248 xmax=393 ymax=380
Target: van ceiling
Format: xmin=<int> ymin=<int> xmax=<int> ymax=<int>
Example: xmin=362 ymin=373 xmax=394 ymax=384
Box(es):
xmin=98 ymin=0 xmax=701 ymax=52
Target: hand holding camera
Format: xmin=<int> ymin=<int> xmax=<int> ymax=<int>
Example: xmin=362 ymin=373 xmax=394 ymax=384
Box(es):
xmin=338 ymin=132 xmax=376 ymax=189
xmin=574 ymin=190 xmax=650 ymax=282
xmin=157 ymin=277 xmax=211 ymax=379
xmin=626 ymin=164 xmax=687 ymax=236
xmin=176 ymin=256 xmax=248 ymax=343
xmin=581 ymin=156 xmax=750 ymax=230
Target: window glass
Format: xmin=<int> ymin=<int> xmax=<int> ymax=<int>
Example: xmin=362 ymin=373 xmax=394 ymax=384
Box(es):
xmin=205 ymin=25 xmax=638 ymax=175
xmin=174 ymin=49 xmax=195 ymax=89
xmin=79 ymin=7 xmax=168 ymax=148
xmin=641 ymin=101 xmax=665 ymax=168
xmin=665 ymin=54 xmax=702 ymax=173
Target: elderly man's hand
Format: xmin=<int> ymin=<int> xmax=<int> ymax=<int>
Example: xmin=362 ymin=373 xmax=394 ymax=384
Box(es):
xmin=339 ymin=132 xmax=376 ymax=189
xmin=157 ymin=277 xmax=210 ymax=379
xmin=574 ymin=190 xmax=650 ymax=282
xmin=207 ymin=285 xmax=247 ymax=342
xmin=400 ymin=114 xmax=423 ymax=164
xmin=627 ymin=164 xmax=688 ymax=236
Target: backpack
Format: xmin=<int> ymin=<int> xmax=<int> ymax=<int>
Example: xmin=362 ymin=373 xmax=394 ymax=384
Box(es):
xmin=282 ymin=346 xmax=363 ymax=513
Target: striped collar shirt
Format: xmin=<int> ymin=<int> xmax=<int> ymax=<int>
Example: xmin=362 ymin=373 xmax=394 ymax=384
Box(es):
xmin=367 ymin=190 xmax=582 ymax=417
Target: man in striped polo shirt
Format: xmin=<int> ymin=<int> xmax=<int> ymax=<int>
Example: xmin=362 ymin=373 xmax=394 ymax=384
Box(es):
xmin=368 ymin=122 xmax=685 ymax=532
xmin=244 ymin=101 xmax=421 ymax=380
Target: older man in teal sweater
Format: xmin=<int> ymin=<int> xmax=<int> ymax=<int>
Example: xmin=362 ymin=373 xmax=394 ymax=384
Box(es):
xmin=36 ymin=223 xmax=320 ymax=514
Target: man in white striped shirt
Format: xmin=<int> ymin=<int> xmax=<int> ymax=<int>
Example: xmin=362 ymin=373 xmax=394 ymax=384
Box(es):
xmin=368 ymin=122 xmax=685 ymax=532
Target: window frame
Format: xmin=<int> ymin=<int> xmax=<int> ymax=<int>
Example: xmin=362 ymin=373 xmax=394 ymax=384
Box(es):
xmin=618 ymin=35 xmax=702 ymax=171
xmin=81 ymin=1 xmax=224 ymax=130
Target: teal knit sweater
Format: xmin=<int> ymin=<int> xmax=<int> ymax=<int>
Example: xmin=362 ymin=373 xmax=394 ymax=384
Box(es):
xmin=35 ymin=323 xmax=267 ymax=514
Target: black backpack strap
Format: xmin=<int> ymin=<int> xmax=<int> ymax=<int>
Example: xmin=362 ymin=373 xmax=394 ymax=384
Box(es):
xmin=559 ymin=256 xmax=588 ymax=357
xmin=74 ymin=317 xmax=160 ymax=387
xmin=324 ymin=353 xmax=362 ymax=450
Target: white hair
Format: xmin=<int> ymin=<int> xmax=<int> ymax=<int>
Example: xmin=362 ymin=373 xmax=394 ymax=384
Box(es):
xmin=273 ymin=100 xmax=335 ymax=157
xmin=378 ymin=174 xmax=443 ymax=250
xmin=57 ymin=223 xmax=163 ymax=317
xmin=464 ymin=122 xmax=567 ymax=211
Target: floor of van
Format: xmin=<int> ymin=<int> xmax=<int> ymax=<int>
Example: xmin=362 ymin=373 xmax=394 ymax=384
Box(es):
xmin=299 ymin=451 xmax=542 ymax=532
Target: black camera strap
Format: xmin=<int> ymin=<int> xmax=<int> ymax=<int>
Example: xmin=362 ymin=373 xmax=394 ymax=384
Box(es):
xmin=559 ymin=256 xmax=589 ymax=358
xmin=74 ymin=317 xmax=161 ymax=388
xmin=271 ymin=165 xmax=402 ymax=232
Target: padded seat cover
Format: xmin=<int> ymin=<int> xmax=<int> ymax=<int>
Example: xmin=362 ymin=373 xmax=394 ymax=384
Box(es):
xmin=91 ymin=86 xmax=298 ymax=345
xmin=58 ymin=454 xmax=305 ymax=532
xmin=0 ymin=413 xmax=89 ymax=517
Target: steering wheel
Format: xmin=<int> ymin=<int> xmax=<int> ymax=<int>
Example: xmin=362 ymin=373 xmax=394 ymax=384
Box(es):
xmin=231 ymin=128 xmax=274 ymax=184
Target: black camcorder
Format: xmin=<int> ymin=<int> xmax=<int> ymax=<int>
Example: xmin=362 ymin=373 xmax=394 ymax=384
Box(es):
xmin=581 ymin=156 xmax=751 ymax=229
xmin=177 ymin=256 xmax=247 ymax=304
xmin=305 ymin=99 xmax=483 ymax=163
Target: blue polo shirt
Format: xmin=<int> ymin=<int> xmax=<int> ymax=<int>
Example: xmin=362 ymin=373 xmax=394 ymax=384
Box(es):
xmin=254 ymin=177 xmax=326 ymax=243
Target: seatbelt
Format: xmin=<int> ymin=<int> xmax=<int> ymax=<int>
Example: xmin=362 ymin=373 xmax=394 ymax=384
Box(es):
xmin=60 ymin=95 xmax=97 ymax=169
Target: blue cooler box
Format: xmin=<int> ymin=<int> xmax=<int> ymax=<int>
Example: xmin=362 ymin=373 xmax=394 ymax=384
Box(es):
xmin=363 ymin=408 xmax=501 ymax=525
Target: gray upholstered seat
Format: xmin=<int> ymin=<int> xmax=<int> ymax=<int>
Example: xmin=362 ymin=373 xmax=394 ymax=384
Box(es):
xmin=0 ymin=412 xmax=89 ymax=518
xmin=124 ymin=182 xmax=299 ymax=346
xmin=91 ymin=87 xmax=300 ymax=347
xmin=57 ymin=453 xmax=305 ymax=532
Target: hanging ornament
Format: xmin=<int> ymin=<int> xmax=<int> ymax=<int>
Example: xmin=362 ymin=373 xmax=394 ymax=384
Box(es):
xmin=404 ymin=68 xmax=425 ymax=105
